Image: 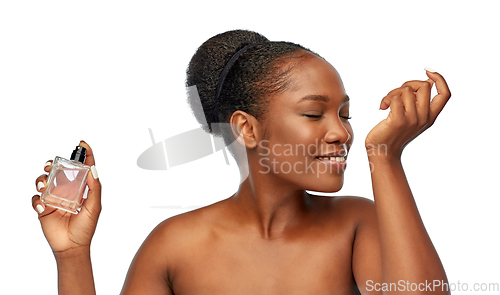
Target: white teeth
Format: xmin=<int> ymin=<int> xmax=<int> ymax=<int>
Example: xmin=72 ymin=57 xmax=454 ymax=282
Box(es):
xmin=317 ymin=156 xmax=345 ymax=162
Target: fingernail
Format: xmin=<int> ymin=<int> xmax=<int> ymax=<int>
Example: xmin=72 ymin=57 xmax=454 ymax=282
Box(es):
xmin=44 ymin=161 xmax=51 ymax=168
xmin=91 ymin=165 xmax=99 ymax=179
xmin=36 ymin=204 xmax=44 ymax=214
xmin=37 ymin=182 xmax=45 ymax=191
xmin=424 ymin=67 xmax=436 ymax=73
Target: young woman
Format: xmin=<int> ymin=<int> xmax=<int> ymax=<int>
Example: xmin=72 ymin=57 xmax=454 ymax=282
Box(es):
xmin=32 ymin=30 xmax=451 ymax=294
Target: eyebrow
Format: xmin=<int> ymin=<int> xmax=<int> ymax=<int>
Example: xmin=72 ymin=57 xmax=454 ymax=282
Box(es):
xmin=296 ymin=94 xmax=349 ymax=104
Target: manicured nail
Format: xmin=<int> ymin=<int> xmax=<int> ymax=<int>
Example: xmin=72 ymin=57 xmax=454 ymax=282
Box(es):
xmin=36 ymin=204 xmax=44 ymax=214
xmin=37 ymin=182 xmax=45 ymax=191
xmin=44 ymin=161 xmax=51 ymax=168
xmin=424 ymin=67 xmax=436 ymax=73
xmin=91 ymin=165 xmax=99 ymax=179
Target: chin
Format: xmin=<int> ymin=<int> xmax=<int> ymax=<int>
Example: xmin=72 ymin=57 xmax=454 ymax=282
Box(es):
xmin=309 ymin=183 xmax=344 ymax=193
xmin=301 ymin=175 xmax=345 ymax=193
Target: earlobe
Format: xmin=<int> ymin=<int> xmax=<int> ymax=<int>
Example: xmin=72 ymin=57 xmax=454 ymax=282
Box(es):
xmin=230 ymin=111 xmax=259 ymax=149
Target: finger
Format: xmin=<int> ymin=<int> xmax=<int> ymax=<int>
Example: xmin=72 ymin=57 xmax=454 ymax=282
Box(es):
xmin=400 ymin=86 xmax=418 ymax=119
xmin=78 ymin=140 xmax=99 ymax=181
xmin=382 ymin=85 xmax=419 ymax=110
xmin=78 ymin=140 xmax=101 ymax=212
xmin=415 ymin=80 xmax=432 ymax=126
xmin=32 ymin=195 xmax=45 ymax=215
xmin=383 ymin=79 xmax=435 ymax=110
xmin=425 ymin=71 xmax=452 ymax=122
xmin=79 ymin=139 xmax=100 ymax=188
xmin=384 ymin=87 xmax=402 ymax=99
xmin=380 ymin=89 xmax=401 ymax=110
xmin=44 ymin=160 xmax=53 ymax=173
xmin=401 ymin=79 xmax=435 ymax=91
xmin=82 ymin=168 xmax=102 ymax=216
xmin=77 ymin=141 xmax=101 ymax=215
xmin=78 ymin=140 xmax=96 ymax=167
xmin=35 ymin=174 xmax=48 ymax=192
xmin=381 ymin=94 xmax=405 ymax=122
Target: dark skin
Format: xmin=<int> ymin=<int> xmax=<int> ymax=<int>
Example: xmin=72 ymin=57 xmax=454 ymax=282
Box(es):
xmin=33 ymin=51 xmax=451 ymax=294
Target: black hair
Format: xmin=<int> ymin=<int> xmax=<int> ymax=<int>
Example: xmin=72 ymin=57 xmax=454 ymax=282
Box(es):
xmin=186 ymin=29 xmax=312 ymax=147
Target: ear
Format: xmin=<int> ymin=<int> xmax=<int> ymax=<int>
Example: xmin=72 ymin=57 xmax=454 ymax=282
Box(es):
xmin=229 ymin=110 xmax=260 ymax=149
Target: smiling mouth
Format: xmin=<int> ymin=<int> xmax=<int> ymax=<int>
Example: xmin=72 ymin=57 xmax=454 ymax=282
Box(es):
xmin=316 ymin=156 xmax=346 ymax=162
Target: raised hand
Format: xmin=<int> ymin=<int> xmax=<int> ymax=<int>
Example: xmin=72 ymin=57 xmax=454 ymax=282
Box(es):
xmin=365 ymin=70 xmax=451 ymax=158
xmin=32 ymin=141 xmax=101 ymax=255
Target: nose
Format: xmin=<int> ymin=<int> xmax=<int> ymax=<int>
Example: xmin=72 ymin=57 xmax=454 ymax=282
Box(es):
xmin=323 ymin=117 xmax=351 ymax=145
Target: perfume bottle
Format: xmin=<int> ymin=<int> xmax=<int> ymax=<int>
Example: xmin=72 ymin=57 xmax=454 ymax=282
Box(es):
xmin=41 ymin=146 xmax=90 ymax=214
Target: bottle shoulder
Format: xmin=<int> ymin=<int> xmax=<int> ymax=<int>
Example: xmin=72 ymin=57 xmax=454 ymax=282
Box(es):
xmin=53 ymin=156 xmax=90 ymax=169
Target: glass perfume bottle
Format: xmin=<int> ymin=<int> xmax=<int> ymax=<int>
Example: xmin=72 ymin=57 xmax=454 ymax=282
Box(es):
xmin=41 ymin=146 xmax=90 ymax=214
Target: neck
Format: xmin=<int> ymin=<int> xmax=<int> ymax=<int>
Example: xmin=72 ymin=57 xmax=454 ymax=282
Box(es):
xmin=229 ymin=164 xmax=314 ymax=240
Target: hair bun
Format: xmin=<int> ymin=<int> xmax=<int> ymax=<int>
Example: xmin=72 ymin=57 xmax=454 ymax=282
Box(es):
xmin=186 ymin=30 xmax=269 ymax=134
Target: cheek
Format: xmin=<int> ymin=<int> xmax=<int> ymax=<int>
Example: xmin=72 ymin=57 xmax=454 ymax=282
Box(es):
xmin=269 ymin=132 xmax=320 ymax=160
xmin=266 ymin=116 xmax=316 ymax=147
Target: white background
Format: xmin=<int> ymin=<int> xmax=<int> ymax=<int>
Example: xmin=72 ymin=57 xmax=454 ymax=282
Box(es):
xmin=1 ymin=0 xmax=499 ymax=294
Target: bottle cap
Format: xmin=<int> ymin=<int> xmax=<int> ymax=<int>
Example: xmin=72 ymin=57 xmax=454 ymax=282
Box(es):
xmin=70 ymin=146 xmax=87 ymax=163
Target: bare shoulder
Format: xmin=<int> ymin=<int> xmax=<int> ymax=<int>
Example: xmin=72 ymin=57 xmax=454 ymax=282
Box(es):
xmin=149 ymin=200 xmax=227 ymax=251
xmin=334 ymin=196 xmax=376 ymax=228
xmin=311 ymin=194 xmax=376 ymax=224
xmin=327 ymin=195 xmax=375 ymax=209
xmin=121 ymin=201 xmax=226 ymax=294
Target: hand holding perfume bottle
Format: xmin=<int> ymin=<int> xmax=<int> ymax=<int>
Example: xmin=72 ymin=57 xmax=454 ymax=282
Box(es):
xmin=32 ymin=141 xmax=101 ymax=255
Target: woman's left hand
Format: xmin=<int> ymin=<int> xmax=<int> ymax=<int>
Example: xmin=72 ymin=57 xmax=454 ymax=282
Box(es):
xmin=365 ymin=70 xmax=451 ymax=158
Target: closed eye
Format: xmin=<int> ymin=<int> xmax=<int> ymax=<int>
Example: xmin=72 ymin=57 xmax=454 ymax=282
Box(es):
xmin=303 ymin=114 xmax=323 ymax=118
xmin=304 ymin=114 xmax=351 ymax=120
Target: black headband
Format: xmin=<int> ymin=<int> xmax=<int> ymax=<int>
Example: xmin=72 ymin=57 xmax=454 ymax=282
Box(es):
xmin=211 ymin=42 xmax=260 ymax=125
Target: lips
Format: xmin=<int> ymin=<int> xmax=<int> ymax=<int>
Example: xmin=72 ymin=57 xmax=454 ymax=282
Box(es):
xmin=316 ymin=156 xmax=346 ymax=162
xmin=315 ymin=150 xmax=347 ymax=162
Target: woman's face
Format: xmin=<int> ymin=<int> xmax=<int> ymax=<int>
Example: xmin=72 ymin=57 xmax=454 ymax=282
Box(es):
xmin=256 ymin=51 xmax=353 ymax=192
